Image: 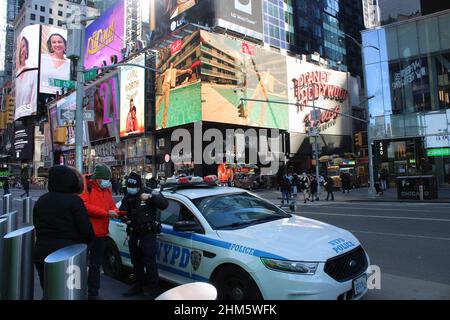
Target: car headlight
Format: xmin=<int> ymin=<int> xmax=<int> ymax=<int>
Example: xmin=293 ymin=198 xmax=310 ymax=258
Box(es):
xmin=261 ymin=258 xmax=318 ymax=275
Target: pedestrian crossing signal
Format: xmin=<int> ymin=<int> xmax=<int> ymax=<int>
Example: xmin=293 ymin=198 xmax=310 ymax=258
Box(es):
xmin=238 ymin=101 xmax=247 ymax=118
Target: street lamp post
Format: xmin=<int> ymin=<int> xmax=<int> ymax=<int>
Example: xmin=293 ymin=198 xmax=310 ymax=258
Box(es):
xmin=339 ymin=31 xmax=379 ymax=198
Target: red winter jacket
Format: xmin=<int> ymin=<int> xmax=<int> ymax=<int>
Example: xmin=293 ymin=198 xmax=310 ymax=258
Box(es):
xmin=80 ymin=179 xmax=118 ymax=237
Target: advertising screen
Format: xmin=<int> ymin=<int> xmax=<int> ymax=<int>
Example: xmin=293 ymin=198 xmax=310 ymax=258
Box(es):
xmin=148 ymin=0 xmax=214 ymax=44
xmin=155 ymin=31 xmax=202 ymax=130
xmin=214 ymin=0 xmax=263 ymax=41
xmin=13 ymin=121 xmax=34 ymax=160
xmin=85 ymin=74 xmax=120 ymax=142
xmin=15 ymin=24 xmax=40 ymax=76
xmin=40 ymin=26 xmax=71 ymax=94
xmin=286 ymin=56 xmax=352 ymax=136
xmin=14 ymin=69 xmax=38 ymax=120
xmin=84 ymin=0 xmax=125 ymax=70
xmin=120 ymin=55 xmax=145 ymax=137
xmin=200 ymin=30 xmax=288 ymax=129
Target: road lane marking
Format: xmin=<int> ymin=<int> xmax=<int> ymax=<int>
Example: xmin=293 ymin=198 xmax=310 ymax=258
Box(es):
xmin=297 ymin=211 xmax=450 ymax=222
xmin=349 ymin=230 xmax=450 ymax=242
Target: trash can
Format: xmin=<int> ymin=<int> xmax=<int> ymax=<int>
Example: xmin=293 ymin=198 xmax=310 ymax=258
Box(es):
xmin=3 ymin=226 xmax=35 ymax=300
xmin=396 ymin=176 xmax=438 ymax=200
xmin=44 ymin=244 xmax=88 ymax=300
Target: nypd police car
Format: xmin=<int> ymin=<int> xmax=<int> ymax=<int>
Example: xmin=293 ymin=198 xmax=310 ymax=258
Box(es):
xmin=105 ymin=176 xmax=370 ymax=300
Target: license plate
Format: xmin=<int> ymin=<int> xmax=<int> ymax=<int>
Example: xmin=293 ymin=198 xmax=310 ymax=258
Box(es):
xmin=353 ymin=274 xmax=367 ymax=296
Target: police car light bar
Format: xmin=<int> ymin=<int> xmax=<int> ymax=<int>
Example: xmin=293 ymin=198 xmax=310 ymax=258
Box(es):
xmin=161 ymin=176 xmax=218 ymax=190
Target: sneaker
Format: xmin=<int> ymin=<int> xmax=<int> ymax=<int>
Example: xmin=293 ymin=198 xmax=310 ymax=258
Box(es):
xmin=122 ymin=285 xmax=144 ymax=297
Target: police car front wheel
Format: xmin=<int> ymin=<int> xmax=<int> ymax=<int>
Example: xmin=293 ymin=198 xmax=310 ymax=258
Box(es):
xmin=102 ymin=239 xmax=123 ymax=280
xmin=213 ymin=265 xmax=262 ymax=300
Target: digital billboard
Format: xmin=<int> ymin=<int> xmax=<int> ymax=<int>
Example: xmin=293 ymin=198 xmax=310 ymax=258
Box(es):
xmin=214 ymin=0 xmax=263 ymax=40
xmin=120 ymin=55 xmax=145 ymax=137
xmin=286 ymin=57 xmax=352 ymax=136
xmin=14 ymin=24 xmax=40 ymax=120
xmin=85 ymin=74 xmax=120 ymax=142
xmin=40 ymin=26 xmax=71 ymax=94
xmin=13 ymin=121 xmax=35 ymax=160
xmin=148 ymin=0 xmax=214 ymax=44
xmin=200 ymin=30 xmax=288 ymax=129
xmin=15 ymin=24 xmax=40 ymax=76
xmin=84 ymin=0 xmax=125 ymax=70
xmin=14 ymin=69 xmax=38 ymax=120
xmin=155 ymin=30 xmax=202 ymax=130
xmin=56 ymin=92 xmax=76 ymax=127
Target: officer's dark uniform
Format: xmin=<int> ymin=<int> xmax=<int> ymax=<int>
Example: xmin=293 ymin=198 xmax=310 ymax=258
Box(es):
xmin=119 ymin=172 xmax=169 ymax=298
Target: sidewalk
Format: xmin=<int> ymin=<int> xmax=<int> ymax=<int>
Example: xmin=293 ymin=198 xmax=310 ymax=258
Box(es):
xmin=252 ymin=184 xmax=450 ymax=203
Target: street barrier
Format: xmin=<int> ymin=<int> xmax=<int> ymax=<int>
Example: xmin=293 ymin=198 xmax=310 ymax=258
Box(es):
xmin=0 ymin=218 xmax=7 ymax=299
xmin=22 ymin=197 xmax=33 ymax=225
xmin=2 ymin=194 xmax=12 ymax=215
xmin=44 ymin=244 xmax=88 ymax=300
xmin=0 ymin=211 xmax=19 ymax=233
xmin=3 ymin=226 xmax=35 ymax=300
xmin=155 ymin=282 xmax=217 ymax=300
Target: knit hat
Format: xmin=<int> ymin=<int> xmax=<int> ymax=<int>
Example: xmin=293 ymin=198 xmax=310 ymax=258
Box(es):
xmin=92 ymin=164 xmax=112 ymax=180
xmin=126 ymin=172 xmax=142 ymax=189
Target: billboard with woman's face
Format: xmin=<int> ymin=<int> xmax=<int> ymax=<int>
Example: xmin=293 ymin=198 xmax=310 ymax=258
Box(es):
xmin=39 ymin=26 xmax=70 ymax=94
xmin=15 ymin=25 xmax=40 ymax=76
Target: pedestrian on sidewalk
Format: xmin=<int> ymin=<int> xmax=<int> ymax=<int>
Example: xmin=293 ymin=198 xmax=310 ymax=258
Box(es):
xmin=20 ymin=175 xmax=30 ymax=197
xmin=340 ymin=171 xmax=351 ymax=194
xmin=379 ymin=169 xmax=388 ymax=191
xmin=80 ymin=164 xmax=121 ymax=300
xmin=280 ymin=174 xmax=291 ymax=206
xmin=1 ymin=177 xmax=10 ymax=195
xmin=300 ymin=173 xmax=310 ymax=203
xmin=324 ymin=175 xmax=334 ymax=201
xmin=33 ymin=165 xmax=94 ymax=290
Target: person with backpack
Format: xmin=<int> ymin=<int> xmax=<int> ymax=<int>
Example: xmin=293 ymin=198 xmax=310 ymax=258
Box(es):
xmin=80 ymin=164 xmax=120 ymax=300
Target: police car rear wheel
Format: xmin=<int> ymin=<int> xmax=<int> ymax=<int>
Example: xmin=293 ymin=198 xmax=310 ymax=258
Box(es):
xmin=102 ymin=239 xmax=123 ymax=280
xmin=214 ymin=266 xmax=262 ymax=300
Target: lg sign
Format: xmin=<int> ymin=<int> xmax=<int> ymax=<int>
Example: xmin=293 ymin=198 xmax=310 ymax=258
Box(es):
xmin=235 ymin=0 xmax=252 ymax=15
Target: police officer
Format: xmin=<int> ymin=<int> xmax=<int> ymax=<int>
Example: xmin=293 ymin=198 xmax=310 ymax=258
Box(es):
xmin=120 ymin=172 xmax=169 ymax=299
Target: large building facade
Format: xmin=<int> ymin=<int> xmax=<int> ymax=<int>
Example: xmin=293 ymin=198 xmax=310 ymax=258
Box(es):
xmin=362 ymin=9 xmax=450 ymax=184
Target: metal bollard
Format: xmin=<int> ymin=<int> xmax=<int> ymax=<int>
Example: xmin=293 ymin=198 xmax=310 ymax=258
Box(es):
xmin=44 ymin=244 xmax=88 ymax=300
xmin=419 ymin=185 xmax=424 ymax=201
xmin=2 ymin=194 xmax=12 ymax=215
xmin=22 ymin=197 xmax=33 ymax=225
xmin=0 ymin=210 xmax=19 ymax=233
xmin=0 ymin=218 xmax=7 ymax=299
xmin=3 ymin=226 xmax=35 ymax=300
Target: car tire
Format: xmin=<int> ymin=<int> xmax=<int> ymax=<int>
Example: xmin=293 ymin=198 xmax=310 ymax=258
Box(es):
xmin=102 ymin=239 xmax=123 ymax=280
xmin=213 ymin=265 xmax=263 ymax=300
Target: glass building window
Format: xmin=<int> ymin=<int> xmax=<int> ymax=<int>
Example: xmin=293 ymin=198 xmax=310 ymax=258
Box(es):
xmin=40 ymin=16 xmax=45 ymax=23
xmin=30 ymin=13 xmax=35 ymax=21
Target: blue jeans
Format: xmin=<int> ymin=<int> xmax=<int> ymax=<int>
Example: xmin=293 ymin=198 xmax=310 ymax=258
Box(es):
xmin=281 ymin=191 xmax=289 ymax=204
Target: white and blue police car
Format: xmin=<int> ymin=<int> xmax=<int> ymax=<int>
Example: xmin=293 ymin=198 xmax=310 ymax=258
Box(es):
xmin=104 ymin=176 xmax=370 ymax=300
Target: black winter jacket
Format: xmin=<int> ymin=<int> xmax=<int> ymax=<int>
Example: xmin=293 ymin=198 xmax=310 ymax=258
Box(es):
xmin=33 ymin=166 xmax=94 ymax=263
xmin=119 ymin=187 xmax=169 ymax=236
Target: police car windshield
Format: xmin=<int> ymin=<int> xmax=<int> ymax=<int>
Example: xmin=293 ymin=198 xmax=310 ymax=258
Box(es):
xmin=192 ymin=193 xmax=291 ymax=230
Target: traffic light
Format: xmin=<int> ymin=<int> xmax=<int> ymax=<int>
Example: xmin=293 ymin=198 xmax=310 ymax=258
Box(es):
xmin=354 ymin=132 xmax=363 ymax=147
xmin=237 ymin=101 xmax=247 ymax=118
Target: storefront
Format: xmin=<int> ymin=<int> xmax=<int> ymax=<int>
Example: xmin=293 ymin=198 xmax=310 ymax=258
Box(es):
xmin=362 ymin=10 xmax=450 ymax=184
xmin=124 ymin=136 xmax=153 ymax=177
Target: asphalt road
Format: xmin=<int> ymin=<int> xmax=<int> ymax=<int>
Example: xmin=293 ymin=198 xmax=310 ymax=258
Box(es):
xmin=4 ymin=187 xmax=450 ymax=300
xmin=290 ymin=200 xmax=450 ymax=299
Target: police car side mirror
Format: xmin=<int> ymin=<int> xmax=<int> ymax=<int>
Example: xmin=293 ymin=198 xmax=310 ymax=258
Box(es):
xmin=173 ymin=221 xmax=202 ymax=233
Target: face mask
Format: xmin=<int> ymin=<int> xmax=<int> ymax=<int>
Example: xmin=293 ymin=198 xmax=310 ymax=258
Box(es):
xmin=127 ymin=188 xmax=139 ymax=195
xmin=100 ymin=180 xmax=111 ymax=189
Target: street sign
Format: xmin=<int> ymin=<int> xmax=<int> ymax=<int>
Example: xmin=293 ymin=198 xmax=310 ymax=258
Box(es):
xmin=59 ymin=109 xmax=76 ymax=122
xmin=84 ymin=69 xmax=98 ymax=82
xmin=83 ymin=110 xmax=95 ymax=122
xmin=49 ymin=78 xmax=76 ymax=90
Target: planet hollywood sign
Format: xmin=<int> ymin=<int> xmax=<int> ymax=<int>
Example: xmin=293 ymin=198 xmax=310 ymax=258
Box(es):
xmin=291 ymin=70 xmax=349 ymax=132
